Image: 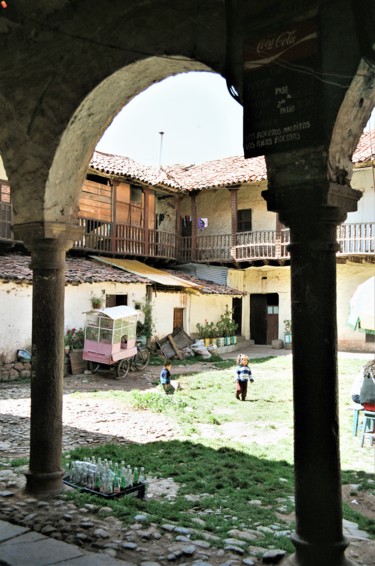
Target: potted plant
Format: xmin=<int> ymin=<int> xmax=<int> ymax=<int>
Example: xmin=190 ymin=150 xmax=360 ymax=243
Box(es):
xmin=229 ymin=317 xmax=238 ymax=345
xmin=216 ymin=320 xmax=225 ymax=347
xmin=90 ymin=289 xmax=105 ymax=309
xmin=284 ymin=319 xmax=292 ymax=349
xmin=208 ymin=321 xmax=218 ymax=345
xmin=219 ymin=305 xmax=234 ymax=346
xmin=136 ymin=321 xmax=147 ymax=345
xmin=140 ymin=299 xmax=154 ymax=345
xmin=196 ymin=320 xmax=211 ymax=346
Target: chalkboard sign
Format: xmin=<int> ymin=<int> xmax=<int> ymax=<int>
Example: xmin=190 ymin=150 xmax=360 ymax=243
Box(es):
xmin=243 ymin=19 xmax=322 ymax=157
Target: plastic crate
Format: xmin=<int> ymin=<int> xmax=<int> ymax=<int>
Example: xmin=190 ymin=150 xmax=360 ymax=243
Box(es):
xmin=63 ymin=477 xmax=145 ymax=499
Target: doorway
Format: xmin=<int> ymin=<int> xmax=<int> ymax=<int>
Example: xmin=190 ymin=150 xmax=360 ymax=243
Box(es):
xmin=232 ymin=297 xmax=242 ymax=336
xmin=173 ymin=308 xmax=184 ymax=331
xmin=250 ymin=293 xmax=279 ymax=345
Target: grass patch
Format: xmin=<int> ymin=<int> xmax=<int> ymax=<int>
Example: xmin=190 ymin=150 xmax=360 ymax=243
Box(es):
xmin=64 ymin=440 xmax=296 ymax=552
xmin=62 ymin=354 xmax=374 ymax=548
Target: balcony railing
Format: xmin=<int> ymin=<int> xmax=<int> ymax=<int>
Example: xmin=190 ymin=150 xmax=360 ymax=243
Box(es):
xmin=0 ymin=201 xmax=12 ymax=241
xmin=1 ymin=206 xmax=373 ymax=263
xmin=337 ymin=222 xmax=375 ymax=255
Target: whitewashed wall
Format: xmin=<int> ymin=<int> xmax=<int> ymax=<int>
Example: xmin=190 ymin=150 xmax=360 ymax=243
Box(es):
xmin=336 ymin=264 xmax=375 ymax=352
xmin=150 ymin=290 xmax=189 ymax=340
xmin=348 ymin=167 xmax=375 ymax=224
xmin=156 ymin=195 xmax=176 ymax=234
xmin=189 ymin=294 xmax=234 ymax=338
xmin=63 ymin=282 xmax=147 ymax=333
xmin=151 ymin=290 xmax=231 ymax=339
xmin=0 ymin=282 xmax=33 ymax=362
xmin=243 ymin=266 xmax=291 ymax=341
xmin=0 ymin=156 xmax=6 ymax=181
xmin=179 ymin=181 xmax=273 ymax=236
xmin=0 ymin=281 xmax=147 ymax=362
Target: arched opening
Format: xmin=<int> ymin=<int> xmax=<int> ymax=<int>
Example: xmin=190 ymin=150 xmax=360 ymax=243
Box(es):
xmin=45 ymin=58 xmax=214 ymax=225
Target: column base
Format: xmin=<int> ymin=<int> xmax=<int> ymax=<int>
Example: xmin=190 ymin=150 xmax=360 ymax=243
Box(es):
xmin=23 ymin=469 xmax=64 ymax=497
xmin=280 ymin=533 xmax=357 ymax=566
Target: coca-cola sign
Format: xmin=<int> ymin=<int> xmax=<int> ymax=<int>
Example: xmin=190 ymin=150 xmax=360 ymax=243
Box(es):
xmin=243 ymin=18 xmax=321 ymax=157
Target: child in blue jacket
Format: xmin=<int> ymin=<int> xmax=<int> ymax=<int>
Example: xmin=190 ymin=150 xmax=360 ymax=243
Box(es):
xmin=160 ymin=361 xmax=176 ymax=394
xmin=235 ymin=354 xmax=254 ymax=401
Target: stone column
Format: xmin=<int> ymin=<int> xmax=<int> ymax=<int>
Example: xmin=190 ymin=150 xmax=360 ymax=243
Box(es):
xmin=13 ymin=222 xmax=82 ymax=496
xmin=263 ymin=183 xmax=360 ymax=566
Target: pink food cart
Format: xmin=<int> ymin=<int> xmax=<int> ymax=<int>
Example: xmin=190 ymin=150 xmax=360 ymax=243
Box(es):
xmin=83 ymin=306 xmax=139 ymax=378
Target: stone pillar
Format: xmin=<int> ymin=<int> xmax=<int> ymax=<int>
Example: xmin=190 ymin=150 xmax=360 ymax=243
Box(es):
xmin=263 ymin=183 xmax=360 ymax=566
xmin=13 ymin=222 xmax=82 ymax=496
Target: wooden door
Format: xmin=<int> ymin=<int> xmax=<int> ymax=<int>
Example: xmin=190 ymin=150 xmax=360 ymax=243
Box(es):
xmin=266 ymin=307 xmax=279 ymax=344
xmin=250 ymin=294 xmax=267 ymax=344
xmin=250 ymin=294 xmax=279 ymax=344
xmin=173 ymin=308 xmax=184 ymax=331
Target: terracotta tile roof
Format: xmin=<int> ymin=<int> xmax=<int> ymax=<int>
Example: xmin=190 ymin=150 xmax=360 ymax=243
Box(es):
xmin=0 ymin=255 xmax=149 ymax=285
xmin=91 ymin=131 xmax=374 ymax=193
xmin=90 ymin=151 xmax=180 ymax=190
xmin=166 ymin=269 xmax=245 ymax=296
xmin=352 ymin=131 xmax=375 ymax=164
xmin=162 ymin=155 xmax=267 ymax=191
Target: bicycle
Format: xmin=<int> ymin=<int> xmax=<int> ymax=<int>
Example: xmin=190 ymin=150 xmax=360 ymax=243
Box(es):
xmin=88 ymin=342 xmax=150 ymax=379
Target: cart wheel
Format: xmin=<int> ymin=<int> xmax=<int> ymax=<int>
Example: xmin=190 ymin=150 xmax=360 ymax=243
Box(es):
xmin=133 ymin=347 xmax=150 ymax=371
xmin=116 ymin=358 xmax=130 ymax=379
xmin=88 ymin=361 xmax=101 ymax=374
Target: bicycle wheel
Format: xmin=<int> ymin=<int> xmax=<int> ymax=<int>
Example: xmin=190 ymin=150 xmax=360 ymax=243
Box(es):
xmin=88 ymin=361 xmax=101 ymax=374
xmin=133 ymin=347 xmax=150 ymax=371
xmin=116 ymin=358 xmax=130 ymax=379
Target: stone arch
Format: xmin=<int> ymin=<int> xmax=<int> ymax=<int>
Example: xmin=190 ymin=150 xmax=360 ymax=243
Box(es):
xmin=45 ymin=57 xmax=212 ymax=225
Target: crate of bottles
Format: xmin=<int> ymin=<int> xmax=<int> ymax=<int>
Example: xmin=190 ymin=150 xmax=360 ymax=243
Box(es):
xmin=62 ymin=457 xmax=146 ymax=500
xmin=63 ymin=477 xmax=145 ymax=499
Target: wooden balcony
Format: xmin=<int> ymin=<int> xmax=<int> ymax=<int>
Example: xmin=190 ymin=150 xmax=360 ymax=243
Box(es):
xmin=72 ymin=218 xmax=373 ymax=263
xmin=1 ymin=206 xmax=373 ymax=264
xmin=73 ymin=218 xmax=178 ymax=260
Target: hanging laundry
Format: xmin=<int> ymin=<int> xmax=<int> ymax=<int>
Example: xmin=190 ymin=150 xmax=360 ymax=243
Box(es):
xmin=198 ymin=217 xmax=208 ymax=230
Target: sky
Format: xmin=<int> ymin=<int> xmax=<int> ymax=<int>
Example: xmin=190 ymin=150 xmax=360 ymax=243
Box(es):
xmin=96 ymin=72 xmax=244 ymax=167
xmin=97 ymin=70 xmax=375 ymax=168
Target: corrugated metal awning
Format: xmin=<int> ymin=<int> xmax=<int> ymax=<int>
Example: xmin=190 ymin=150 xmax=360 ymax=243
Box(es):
xmin=91 ymin=257 xmax=202 ymax=289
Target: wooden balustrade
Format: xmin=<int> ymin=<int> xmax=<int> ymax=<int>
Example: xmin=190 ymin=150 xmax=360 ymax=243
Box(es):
xmin=337 ymin=222 xmax=375 ymax=255
xmin=235 ymin=230 xmax=278 ymax=260
xmin=0 ymin=211 xmax=373 ymax=263
xmin=148 ymin=229 xmax=177 ymax=259
xmin=195 ymin=234 xmax=232 ymax=261
xmin=0 ymin=202 xmax=12 ymax=241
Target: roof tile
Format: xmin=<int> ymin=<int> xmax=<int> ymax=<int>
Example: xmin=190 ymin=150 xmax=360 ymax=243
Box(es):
xmin=90 ymin=131 xmax=375 ymax=191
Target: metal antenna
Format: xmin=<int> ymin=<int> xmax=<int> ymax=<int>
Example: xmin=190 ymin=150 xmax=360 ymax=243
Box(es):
xmin=158 ymin=131 xmax=164 ymax=169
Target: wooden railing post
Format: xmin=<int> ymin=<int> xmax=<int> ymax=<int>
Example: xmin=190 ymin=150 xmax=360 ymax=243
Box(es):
xmin=111 ymin=180 xmax=119 ymax=253
xmin=175 ymin=195 xmax=181 ymax=260
xmin=190 ymin=191 xmax=198 ymax=261
xmin=143 ymin=187 xmax=151 ymax=256
xmin=228 ymin=186 xmax=239 ymax=259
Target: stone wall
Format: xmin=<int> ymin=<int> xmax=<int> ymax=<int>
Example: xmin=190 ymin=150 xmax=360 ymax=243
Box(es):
xmin=0 ymin=361 xmax=31 ymax=382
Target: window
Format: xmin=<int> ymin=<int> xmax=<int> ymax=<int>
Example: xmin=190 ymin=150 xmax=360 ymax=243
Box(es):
xmin=237 ymin=208 xmax=252 ymax=232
